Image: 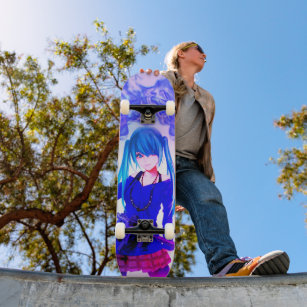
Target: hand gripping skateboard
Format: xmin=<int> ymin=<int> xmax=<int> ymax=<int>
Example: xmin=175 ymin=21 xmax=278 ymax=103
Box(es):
xmin=115 ymin=72 xmax=176 ymax=277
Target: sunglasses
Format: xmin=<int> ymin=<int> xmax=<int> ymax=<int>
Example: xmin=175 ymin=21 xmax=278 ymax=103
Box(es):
xmin=181 ymin=43 xmax=205 ymax=54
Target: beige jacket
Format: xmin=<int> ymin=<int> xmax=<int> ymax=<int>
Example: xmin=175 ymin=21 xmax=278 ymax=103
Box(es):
xmin=161 ymin=70 xmax=216 ymax=183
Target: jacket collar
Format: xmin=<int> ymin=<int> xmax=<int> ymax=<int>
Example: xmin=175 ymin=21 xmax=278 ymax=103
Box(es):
xmin=170 ymin=70 xmax=210 ymax=119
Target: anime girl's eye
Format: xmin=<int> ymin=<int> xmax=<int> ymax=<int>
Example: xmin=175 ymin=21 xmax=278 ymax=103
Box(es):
xmin=136 ymin=152 xmax=144 ymax=159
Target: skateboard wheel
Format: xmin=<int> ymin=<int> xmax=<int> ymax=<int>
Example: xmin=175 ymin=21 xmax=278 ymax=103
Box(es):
xmin=115 ymin=222 xmax=126 ymax=239
xmin=164 ymin=223 xmax=175 ymax=240
xmin=120 ymin=99 xmax=130 ymax=115
xmin=166 ymin=100 xmax=175 ymax=116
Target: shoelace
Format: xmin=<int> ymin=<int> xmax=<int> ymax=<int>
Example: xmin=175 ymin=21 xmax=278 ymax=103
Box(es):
xmin=239 ymin=256 xmax=253 ymax=261
xmin=214 ymin=256 xmax=256 ymax=276
xmin=238 ymin=256 xmax=254 ymax=266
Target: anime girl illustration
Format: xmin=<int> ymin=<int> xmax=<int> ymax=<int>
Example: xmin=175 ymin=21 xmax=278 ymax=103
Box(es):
xmin=116 ymin=126 xmax=175 ymax=277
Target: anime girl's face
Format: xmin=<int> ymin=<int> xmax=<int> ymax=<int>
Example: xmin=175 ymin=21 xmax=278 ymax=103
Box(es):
xmin=136 ymin=152 xmax=159 ymax=171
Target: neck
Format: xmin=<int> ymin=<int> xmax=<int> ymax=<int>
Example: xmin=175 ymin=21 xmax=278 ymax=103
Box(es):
xmin=178 ymin=65 xmax=197 ymax=88
xmin=145 ymin=166 xmax=158 ymax=176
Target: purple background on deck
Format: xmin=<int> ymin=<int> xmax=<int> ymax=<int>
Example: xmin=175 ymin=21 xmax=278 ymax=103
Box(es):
xmin=120 ymin=73 xmax=175 ymax=138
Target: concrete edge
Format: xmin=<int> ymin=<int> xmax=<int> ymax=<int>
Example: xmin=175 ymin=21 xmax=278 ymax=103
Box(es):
xmin=1 ymin=268 xmax=307 ymax=288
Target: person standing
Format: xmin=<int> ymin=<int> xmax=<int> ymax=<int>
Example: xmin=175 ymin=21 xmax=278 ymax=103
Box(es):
xmin=141 ymin=41 xmax=289 ymax=276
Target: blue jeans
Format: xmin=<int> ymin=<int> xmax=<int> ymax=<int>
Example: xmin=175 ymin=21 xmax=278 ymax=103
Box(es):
xmin=176 ymin=156 xmax=238 ymax=275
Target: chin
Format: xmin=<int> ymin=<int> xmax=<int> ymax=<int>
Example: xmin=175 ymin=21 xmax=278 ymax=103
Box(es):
xmin=195 ymin=62 xmax=204 ymax=72
xmin=196 ymin=66 xmax=204 ymax=73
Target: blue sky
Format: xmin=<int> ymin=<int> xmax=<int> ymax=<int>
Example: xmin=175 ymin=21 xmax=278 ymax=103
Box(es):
xmin=0 ymin=0 xmax=306 ymax=276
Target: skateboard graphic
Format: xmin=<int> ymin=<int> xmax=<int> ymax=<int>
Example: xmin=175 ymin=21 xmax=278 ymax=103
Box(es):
xmin=115 ymin=73 xmax=176 ymax=277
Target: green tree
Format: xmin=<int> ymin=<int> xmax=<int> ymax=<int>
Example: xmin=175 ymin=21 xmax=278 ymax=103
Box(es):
xmin=169 ymin=213 xmax=197 ymax=277
xmin=0 ymin=20 xmax=197 ymax=276
xmin=272 ymin=105 xmax=306 ymax=221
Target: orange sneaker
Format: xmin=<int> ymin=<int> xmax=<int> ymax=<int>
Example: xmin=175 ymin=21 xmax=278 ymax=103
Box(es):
xmin=213 ymin=250 xmax=290 ymax=277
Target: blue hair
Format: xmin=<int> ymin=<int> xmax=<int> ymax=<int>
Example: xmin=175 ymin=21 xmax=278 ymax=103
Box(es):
xmin=118 ymin=127 xmax=174 ymax=209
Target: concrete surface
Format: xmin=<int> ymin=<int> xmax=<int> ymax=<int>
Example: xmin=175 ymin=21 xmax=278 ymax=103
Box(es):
xmin=0 ymin=268 xmax=307 ymax=307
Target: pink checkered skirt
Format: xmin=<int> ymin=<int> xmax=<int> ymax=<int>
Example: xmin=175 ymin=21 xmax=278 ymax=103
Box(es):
xmin=117 ymin=249 xmax=171 ymax=273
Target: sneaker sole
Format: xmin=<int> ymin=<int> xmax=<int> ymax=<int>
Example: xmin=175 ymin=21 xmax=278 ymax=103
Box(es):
xmin=252 ymin=250 xmax=290 ymax=275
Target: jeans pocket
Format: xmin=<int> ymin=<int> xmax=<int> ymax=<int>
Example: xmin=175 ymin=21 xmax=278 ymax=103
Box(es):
xmin=176 ymin=156 xmax=199 ymax=172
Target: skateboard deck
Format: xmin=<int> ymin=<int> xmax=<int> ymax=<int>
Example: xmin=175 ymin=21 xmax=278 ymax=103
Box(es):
xmin=115 ymin=72 xmax=176 ymax=277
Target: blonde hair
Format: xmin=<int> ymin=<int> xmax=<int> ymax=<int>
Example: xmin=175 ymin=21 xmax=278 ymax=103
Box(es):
xmin=164 ymin=41 xmax=196 ymax=70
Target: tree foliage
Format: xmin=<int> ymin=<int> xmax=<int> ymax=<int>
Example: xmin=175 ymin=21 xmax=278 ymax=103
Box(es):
xmin=169 ymin=213 xmax=197 ymax=277
xmin=272 ymin=105 xmax=306 ymax=203
xmin=0 ymin=20 xmax=197 ymax=276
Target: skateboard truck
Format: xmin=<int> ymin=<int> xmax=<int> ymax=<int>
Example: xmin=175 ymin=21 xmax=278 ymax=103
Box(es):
xmin=115 ymin=220 xmax=175 ymax=242
xmin=126 ymin=219 xmax=164 ymax=242
xmin=120 ymin=100 xmax=175 ymax=124
xmin=130 ymin=105 xmax=166 ymax=124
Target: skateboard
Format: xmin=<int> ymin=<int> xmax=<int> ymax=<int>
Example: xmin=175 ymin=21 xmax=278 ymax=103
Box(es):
xmin=115 ymin=72 xmax=176 ymax=277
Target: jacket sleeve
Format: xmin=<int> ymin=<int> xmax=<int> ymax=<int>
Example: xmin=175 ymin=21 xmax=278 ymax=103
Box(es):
xmin=160 ymin=70 xmax=176 ymax=87
xmin=208 ymin=95 xmax=216 ymax=183
xmin=208 ymin=95 xmax=215 ymax=139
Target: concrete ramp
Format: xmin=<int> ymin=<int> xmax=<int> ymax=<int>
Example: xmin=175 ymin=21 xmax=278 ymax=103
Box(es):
xmin=0 ymin=268 xmax=306 ymax=307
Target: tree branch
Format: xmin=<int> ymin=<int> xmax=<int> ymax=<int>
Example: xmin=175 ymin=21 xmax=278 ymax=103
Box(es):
xmin=0 ymin=134 xmax=118 ymax=229
xmin=97 ymin=210 xmax=110 ymax=275
xmin=44 ymin=166 xmax=89 ymax=181
xmin=36 ymin=225 xmax=62 ymax=273
xmin=22 ymin=74 xmax=42 ymax=133
xmin=2 ymin=60 xmax=27 ymax=162
xmin=50 ymin=118 xmax=69 ymax=166
xmin=16 ymin=221 xmax=62 ymax=273
xmin=0 ymin=161 xmax=24 ymax=186
xmin=73 ymin=212 xmax=97 ymax=275
xmin=78 ymin=56 xmax=119 ymax=122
